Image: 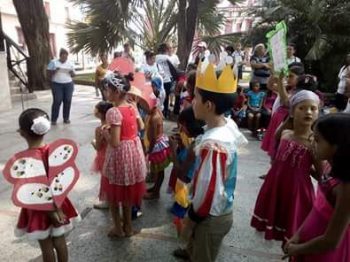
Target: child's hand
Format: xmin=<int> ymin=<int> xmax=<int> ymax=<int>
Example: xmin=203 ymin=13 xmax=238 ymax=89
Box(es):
xmin=282 ymin=234 xmax=300 ymax=259
xmin=91 ymin=139 xmax=97 ymax=150
xmin=48 ymin=209 xmax=66 ymax=226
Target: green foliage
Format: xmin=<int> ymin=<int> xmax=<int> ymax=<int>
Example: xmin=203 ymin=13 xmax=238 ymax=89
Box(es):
xmin=67 ymin=0 xmax=241 ymax=56
xmin=246 ymin=0 xmax=350 ymax=91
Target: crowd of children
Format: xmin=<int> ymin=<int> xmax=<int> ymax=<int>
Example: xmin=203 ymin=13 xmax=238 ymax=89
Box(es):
xmin=3 ymin=44 xmax=350 ymax=262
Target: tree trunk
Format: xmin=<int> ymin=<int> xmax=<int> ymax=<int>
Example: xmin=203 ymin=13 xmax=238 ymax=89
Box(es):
xmin=177 ymin=0 xmax=199 ymax=70
xmin=13 ymin=0 xmax=51 ymax=91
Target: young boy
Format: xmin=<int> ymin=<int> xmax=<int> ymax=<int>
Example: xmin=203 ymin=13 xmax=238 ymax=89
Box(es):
xmin=173 ymin=61 xmax=248 ymax=261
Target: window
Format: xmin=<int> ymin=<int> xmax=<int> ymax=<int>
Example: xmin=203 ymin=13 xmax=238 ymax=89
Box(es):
xmin=224 ymin=20 xmax=232 ymax=34
xmin=49 ymin=33 xmax=56 ymax=58
xmin=44 ymin=2 xmax=51 ymax=19
xmin=16 ymin=27 xmax=26 ymax=50
xmin=236 ymin=22 xmax=242 ymax=32
xmin=65 ymin=7 xmax=70 ymax=22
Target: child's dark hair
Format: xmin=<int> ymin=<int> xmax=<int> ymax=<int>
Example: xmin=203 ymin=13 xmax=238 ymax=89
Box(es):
xmin=314 ymin=113 xmax=350 ymax=182
xmin=95 ymin=101 xmax=113 ymax=120
xmin=289 ymin=63 xmax=305 ymax=75
xmin=19 ymin=108 xmax=50 ymax=139
xmin=296 ymin=74 xmax=317 ymax=92
xmin=178 ymin=107 xmax=205 ymax=138
xmin=144 ymin=50 xmax=155 ymax=60
xmin=186 ymin=70 xmax=196 ymax=95
xmin=198 ymin=89 xmax=235 ymax=115
xmin=251 ymin=81 xmax=260 ymax=88
xmin=104 ymin=72 xmax=132 ymax=93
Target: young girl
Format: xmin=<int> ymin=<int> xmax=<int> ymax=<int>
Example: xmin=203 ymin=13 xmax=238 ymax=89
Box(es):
xmin=102 ymin=73 xmax=147 ymax=237
xmin=143 ymin=78 xmax=172 ymax=200
xmin=283 ymin=113 xmax=350 ymax=261
xmin=91 ymin=101 xmax=113 ymax=209
xmin=180 ymin=70 xmax=196 ymax=111
xmin=13 ymin=108 xmax=80 ymax=262
xmin=251 ymin=90 xmax=321 ymax=243
xmin=261 ymin=65 xmax=304 ymax=157
xmin=232 ymin=85 xmax=247 ymax=126
xmin=246 ymin=81 xmax=265 ymax=136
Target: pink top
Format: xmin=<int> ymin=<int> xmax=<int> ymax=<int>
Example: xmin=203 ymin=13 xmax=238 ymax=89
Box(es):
xmin=106 ymin=106 xmax=139 ymax=140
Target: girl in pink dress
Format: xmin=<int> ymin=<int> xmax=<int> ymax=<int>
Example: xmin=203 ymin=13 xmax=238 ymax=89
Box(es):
xmin=284 ymin=113 xmax=350 ymax=261
xmin=251 ymin=90 xmax=321 ymax=243
xmin=12 ymin=108 xmax=80 ymax=261
xmin=102 ymin=73 xmax=147 ymax=237
xmin=261 ymin=65 xmax=304 ymax=158
xmin=91 ymin=101 xmax=113 ymax=209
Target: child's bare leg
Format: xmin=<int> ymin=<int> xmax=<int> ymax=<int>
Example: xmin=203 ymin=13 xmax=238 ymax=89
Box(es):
xmin=108 ymin=203 xmax=124 ymax=237
xmin=255 ymin=113 xmax=261 ymax=132
xmin=247 ymin=113 xmax=254 ymax=131
xmin=38 ymin=237 xmax=55 ymax=262
xmin=122 ymin=205 xmax=134 ymax=236
xmin=52 ymin=235 xmax=68 ymax=262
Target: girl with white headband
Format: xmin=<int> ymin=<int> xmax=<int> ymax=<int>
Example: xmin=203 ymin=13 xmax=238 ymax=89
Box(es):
xmin=251 ymin=90 xmax=323 ymax=244
xmin=10 ymin=108 xmax=80 ymax=261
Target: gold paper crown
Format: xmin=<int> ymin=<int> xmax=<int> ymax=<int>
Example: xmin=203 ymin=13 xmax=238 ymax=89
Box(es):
xmin=196 ymin=62 xmax=237 ymax=94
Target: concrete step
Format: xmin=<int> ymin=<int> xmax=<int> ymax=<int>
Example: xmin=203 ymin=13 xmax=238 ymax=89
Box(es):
xmin=11 ymin=92 xmax=37 ymax=102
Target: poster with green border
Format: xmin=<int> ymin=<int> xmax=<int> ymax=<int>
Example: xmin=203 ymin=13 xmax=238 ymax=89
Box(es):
xmin=266 ymin=21 xmax=288 ymax=74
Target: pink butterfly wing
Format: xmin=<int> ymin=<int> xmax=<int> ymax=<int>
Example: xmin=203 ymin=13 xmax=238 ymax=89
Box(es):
xmin=48 ymin=139 xmax=80 ymax=208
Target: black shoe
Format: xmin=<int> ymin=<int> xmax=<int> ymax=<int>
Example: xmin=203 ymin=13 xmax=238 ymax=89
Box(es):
xmin=173 ymin=248 xmax=190 ymax=260
xmin=51 ymin=121 xmax=57 ymax=126
xmin=64 ymin=120 xmax=71 ymax=124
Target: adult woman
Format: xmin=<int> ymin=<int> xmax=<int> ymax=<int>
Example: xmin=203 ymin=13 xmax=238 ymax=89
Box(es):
xmin=47 ymin=48 xmax=75 ymax=125
xmin=95 ymin=53 xmax=109 ymax=100
xmin=156 ymin=43 xmax=173 ymax=118
xmin=335 ymin=54 xmax=350 ymax=111
xmin=250 ymin=43 xmax=270 ymax=91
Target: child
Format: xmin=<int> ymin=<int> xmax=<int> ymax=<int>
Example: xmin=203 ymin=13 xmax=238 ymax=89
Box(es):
xmin=283 ymin=113 xmax=350 ymax=261
xmin=262 ymin=85 xmax=278 ymax=127
xmin=9 ymin=108 xmax=80 ymax=262
xmin=177 ymin=61 xmax=248 ymax=261
xmin=168 ymin=107 xmax=205 ymax=237
xmin=102 ymin=72 xmax=147 ymax=237
xmin=232 ymin=85 xmax=247 ymax=126
xmin=246 ymin=81 xmax=265 ymax=136
xmin=180 ymin=70 xmax=196 ymax=111
xmin=143 ymin=78 xmax=172 ymax=200
xmin=251 ymin=90 xmax=321 ymax=243
xmin=91 ymin=101 xmax=113 ymax=209
xmin=261 ymin=65 xmax=304 ymax=158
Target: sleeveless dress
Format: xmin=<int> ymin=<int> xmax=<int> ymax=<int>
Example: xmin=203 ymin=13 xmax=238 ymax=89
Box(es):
xmin=294 ymin=176 xmax=350 ymax=261
xmin=91 ymin=133 xmax=109 ymax=201
xmin=144 ymin=108 xmax=171 ymax=173
xmin=261 ymin=105 xmax=289 ymax=158
xmin=251 ymin=139 xmax=315 ymax=242
xmin=103 ymin=106 xmax=146 ymax=206
xmin=16 ymin=145 xmax=80 ymax=240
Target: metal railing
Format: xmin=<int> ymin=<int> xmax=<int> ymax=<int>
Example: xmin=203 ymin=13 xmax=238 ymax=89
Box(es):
xmin=2 ymin=32 xmax=29 ymax=91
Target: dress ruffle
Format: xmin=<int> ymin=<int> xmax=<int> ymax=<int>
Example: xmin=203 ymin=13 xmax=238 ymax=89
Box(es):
xmin=16 ymin=198 xmax=80 ymax=240
xmin=148 ymin=135 xmax=172 ymax=173
xmin=105 ymin=181 xmax=146 ymax=206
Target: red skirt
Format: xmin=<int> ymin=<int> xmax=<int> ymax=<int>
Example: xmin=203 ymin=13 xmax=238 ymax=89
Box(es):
xmin=105 ymin=181 xmax=146 ymax=206
xmin=16 ymin=198 xmax=80 ymax=240
xmin=99 ymin=175 xmax=109 ymax=201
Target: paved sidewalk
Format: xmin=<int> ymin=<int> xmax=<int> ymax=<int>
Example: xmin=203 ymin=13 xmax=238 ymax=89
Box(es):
xmin=0 ymin=85 xmax=282 ymax=261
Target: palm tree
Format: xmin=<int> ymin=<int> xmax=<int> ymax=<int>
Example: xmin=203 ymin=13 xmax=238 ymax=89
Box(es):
xmin=68 ymin=0 xmax=241 ymax=68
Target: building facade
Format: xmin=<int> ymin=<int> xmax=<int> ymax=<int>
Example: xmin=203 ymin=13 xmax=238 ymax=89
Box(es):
xmin=217 ymin=0 xmax=261 ymax=34
xmin=0 ymin=0 xmax=94 ymax=70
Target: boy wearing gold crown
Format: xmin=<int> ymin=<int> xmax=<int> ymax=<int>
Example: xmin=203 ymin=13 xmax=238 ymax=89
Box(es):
xmin=173 ymin=57 xmax=248 ymax=261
